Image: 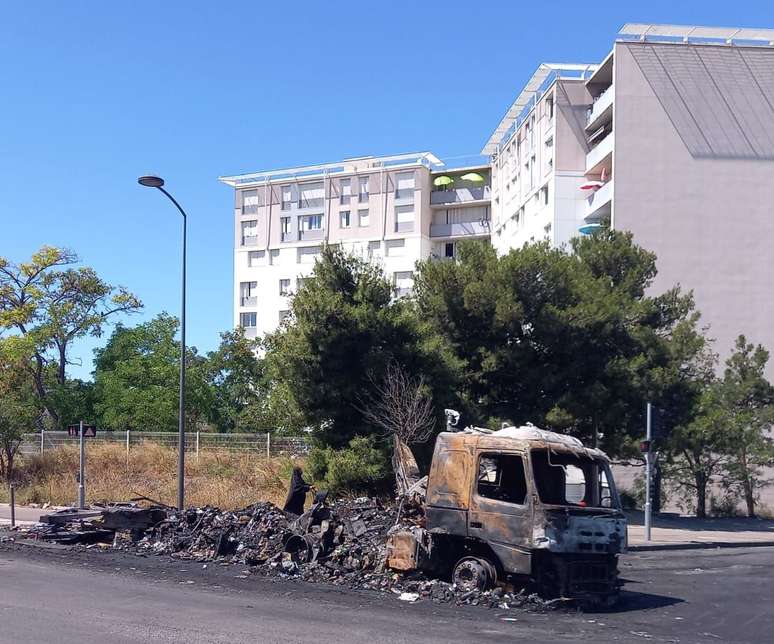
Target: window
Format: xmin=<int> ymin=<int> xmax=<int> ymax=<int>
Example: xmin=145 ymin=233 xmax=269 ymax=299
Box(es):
xmin=240 ymin=281 xmax=257 ymax=306
xmin=300 ymin=214 xmax=322 ymax=231
xmin=340 ymin=210 xmax=351 ymax=228
xmin=358 ymin=209 xmax=370 ymax=227
xmin=340 ymin=179 xmax=351 ymax=205
xmin=279 ymin=279 xmax=290 ymax=296
xmin=385 ymin=239 xmax=405 ymax=257
xmin=239 ymin=312 xmax=257 ymax=328
xmin=541 ymin=185 xmax=549 ymax=206
xmin=269 ymin=249 xmax=280 ymax=265
xmin=530 ymin=449 xmax=615 ymax=509
xmin=248 ymin=250 xmax=265 ymax=267
xmin=368 ymin=240 xmax=381 ymax=258
xmin=444 ymin=242 xmax=455 ymax=258
xmin=296 ymin=277 xmax=309 ymax=290
xmin=546 ymin=96 xmax=554 ymax=121
xmin=242 ymin=189 xmax=260 ymax=214
xmin=297 ymin=246 xmax=321 ymax=264
xmin=241 ymin=220 xmax=258 ymax=246
xmin=358 ymin=176 xmax=369 ymax=203
xmin=281 ymin=185 xmax=295 ymax=211
xmin=280 ymin=216 xmax=291 ymax=242
xmin=477 ymin=454 xmax=528 ymax=505
xmin=279 ymin=310 xmax=291 ymax=323
xmin=299 ymin=182 xmax=324 ymax=209
xmin=530 ymin=154 xmax=536 ymax=189
xmin=395 ymin=205 xmax=414 ymax=232
xmin=393 ymin=271 xmax=413 ymax=297
xmin=395 ymin=172 xmax=415 ymax=200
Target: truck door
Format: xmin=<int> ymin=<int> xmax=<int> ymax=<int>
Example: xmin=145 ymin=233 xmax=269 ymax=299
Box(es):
xmin=468 ymin=452 xmax=533 ymax=574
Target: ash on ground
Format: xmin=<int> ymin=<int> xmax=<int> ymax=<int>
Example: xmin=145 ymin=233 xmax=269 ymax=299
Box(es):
xmin=108 ymin=497 xmax=560 ymax=611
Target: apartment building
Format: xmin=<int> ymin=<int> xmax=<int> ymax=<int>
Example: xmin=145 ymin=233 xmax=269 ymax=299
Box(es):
xmin=222 ymin=22 xmax=774 ymax=366
xmin=484 ymin=23 xmax=774 ymax=364
xmin=219 ymin=153 xmax=490 ymax=338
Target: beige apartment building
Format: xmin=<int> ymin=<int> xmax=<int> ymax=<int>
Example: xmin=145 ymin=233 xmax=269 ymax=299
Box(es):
xmin=219 ymin=153 xmax=490 ymax=338
xmin=221 ymin=23 xmax=774 ymax=366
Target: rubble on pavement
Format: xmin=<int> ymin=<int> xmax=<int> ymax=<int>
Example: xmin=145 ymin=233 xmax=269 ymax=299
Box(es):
xmin=8 ymin=496 xmax=563 ymax=611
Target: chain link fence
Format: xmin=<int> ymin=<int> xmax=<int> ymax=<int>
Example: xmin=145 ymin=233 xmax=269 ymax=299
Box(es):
xmin=19 ymin=431 xmax=311 ymax=458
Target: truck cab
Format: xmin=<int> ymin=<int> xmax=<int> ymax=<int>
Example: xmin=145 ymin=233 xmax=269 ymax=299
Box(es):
xmin=390 ymin=425 xmax=627 ymax=605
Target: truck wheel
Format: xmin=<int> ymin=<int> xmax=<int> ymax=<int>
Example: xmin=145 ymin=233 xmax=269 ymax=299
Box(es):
xmin=453 ymin=556 xmax=496 ymax=592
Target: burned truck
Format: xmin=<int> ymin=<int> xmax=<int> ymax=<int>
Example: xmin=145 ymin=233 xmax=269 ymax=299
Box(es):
xmin=387 ymin=424 xmax=627 ymax=606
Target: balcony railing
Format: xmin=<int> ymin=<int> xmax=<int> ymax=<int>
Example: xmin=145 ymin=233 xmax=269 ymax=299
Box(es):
xmin=281 ymin=231 xmax=293 ymax=242
xmin=242 ymin=205 xmax=259 ymax=215
xmin=586 ymin=131 xmax=614 ymax=172
xmin=298 ymin=228 xmax=324 ymax=241
xmin=241 ymin=235 xmax=258 ymax=247
xmin=358 ymin=193 xmax=369 ymax=203
xmin=394 ymin=287 xmax=412 ymax=299
xmin=429 ymin=220 xmax=490 ymax=238
xmin=298 ymin=197 xmax=324 ymax=210
xmin=395 ymin=221 xmax=414 ymax=233
xmin=586 ymin=84 xmax=614 ymax=129
xmin=240 ymin=296 xmax=257 ymax=307
xmin=244 ymin=327 xmax=258 ymax=339
xmin=395 ymin=188 xmax=414 ymax=200
xmin=430 ymin=185 xmax=491 ymax=205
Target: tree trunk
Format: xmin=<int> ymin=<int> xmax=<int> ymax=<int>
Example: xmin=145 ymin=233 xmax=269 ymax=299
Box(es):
xmin=695 ymin=471 xmax=707 ymax=518
xmin=58 ymin=342 xmax=67 ymax=385
xmin=743 ymin=476 xmax=756 ymax=518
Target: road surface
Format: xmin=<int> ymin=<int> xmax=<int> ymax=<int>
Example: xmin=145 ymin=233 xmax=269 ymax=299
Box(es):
xmin=1 ymin=540 xmax=773 ymax=643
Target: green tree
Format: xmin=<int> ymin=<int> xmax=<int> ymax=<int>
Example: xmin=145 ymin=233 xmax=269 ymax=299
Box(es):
xmin=206 ymin=329 xmax=266 ymax=432
xmin=412 ymin=231 xmax=699 ymax=457
xmin=265 ymin=245 xmax=456 ymax=448
xmin=0 ymin=246 xmax=141 ymax=425
xmin=0 ymin=337 xmax=42 ymax=482
xmin=92 ymin=314 xmax=212 ymax=431
xmin=717 ymin=336 xmax=774 ymax=517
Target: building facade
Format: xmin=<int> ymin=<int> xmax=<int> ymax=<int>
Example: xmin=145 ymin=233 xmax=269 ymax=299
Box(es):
xmin=220 ymin=153 xmax=490 ymax=338
xmin=222 ymin=23 xmax=774 ymax=364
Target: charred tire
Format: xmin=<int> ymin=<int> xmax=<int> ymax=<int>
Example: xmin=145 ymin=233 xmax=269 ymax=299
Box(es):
xmin=453 ymin=556 xmax=497 ymax=592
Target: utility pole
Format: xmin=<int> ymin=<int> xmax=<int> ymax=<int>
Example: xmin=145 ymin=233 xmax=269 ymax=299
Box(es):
xmin=77 ymin=420 xmax=86 ymax=509
xmin=645 ymin=402 xmax=652 ymax=542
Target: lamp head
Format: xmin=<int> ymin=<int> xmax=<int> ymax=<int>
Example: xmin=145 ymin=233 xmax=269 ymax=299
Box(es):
xmin=138 ymin=175 xmax=165 ymax=188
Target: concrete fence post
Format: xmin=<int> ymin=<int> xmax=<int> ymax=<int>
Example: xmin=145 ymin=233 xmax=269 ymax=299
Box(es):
xmin=196 ymin=431 xmax=200 ymax=461
xmin=126 ymin=430 xmax=130 ymax=466
xmin=266 ymin=433 xmax=271 ymax=459
xmin=40 ymin=429 xmax=44 ymax=454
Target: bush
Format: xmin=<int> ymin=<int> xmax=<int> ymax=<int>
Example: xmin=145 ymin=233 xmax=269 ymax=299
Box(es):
xmin=307 ymin=435 xmax=392 ymax=495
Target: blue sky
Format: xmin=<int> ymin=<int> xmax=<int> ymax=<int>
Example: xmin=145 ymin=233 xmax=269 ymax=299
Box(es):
xmin=1 ymin=1 xmax=769 ymax=380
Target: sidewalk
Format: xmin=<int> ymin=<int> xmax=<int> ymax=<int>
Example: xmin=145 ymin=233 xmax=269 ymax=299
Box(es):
xmin=625 ymin=511 xmax=774 ymax=551
xmin=0 ymin=504 xmax=60 ymax=526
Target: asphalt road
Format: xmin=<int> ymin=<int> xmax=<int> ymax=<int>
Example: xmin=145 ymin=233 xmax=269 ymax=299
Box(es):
xmin=1 ymin=540 xmax=773 ymax=643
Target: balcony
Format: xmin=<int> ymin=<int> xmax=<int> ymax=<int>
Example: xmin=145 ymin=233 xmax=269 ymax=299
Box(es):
xmin=244 ymin=327 xmax=258 ymax=339
xmin=297 ymin=197 xmax=324 ymax=210
xmin=394 ymin=188 xmax=415 ymax=203
xmin=430 ymin=220 xmax=490 ymax=238
xmin=586 ymin=131 xmax=614 ymax=174
xmin=585 ymin=84 xmax=614 ymax=132
xmin=585 ymin=180 xmax=612 ymax=221
xmin=240 ymin=296 xmax=257 ymax=307
xmin=430 ymin=185 xmax=491 ymax=206
xmin=395 ymin=221 xmax=414 ymax=233
xmin=298 ymin=228 xmax=324 ymax=241
xmin=281 ymin=231 xmax=293 ymax=243
xmin=241 ymin=235 xmax=258 ymax=247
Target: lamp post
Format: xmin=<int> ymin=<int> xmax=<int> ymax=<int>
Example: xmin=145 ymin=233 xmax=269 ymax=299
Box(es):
xmin=138 ymin=175 xmax=187 ymax=511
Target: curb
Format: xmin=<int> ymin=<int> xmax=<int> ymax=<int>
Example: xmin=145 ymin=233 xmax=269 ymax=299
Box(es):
xmin=627 ymin=540 xmax=774 ymax=552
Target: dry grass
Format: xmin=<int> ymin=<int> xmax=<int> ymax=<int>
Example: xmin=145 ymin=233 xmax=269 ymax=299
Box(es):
xmin=1 ymin=443 xmax=299 ymax=509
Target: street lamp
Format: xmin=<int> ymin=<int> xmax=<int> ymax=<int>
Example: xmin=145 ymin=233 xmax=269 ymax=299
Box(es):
xmin=138 ymin=175 xmax=187 ymax=511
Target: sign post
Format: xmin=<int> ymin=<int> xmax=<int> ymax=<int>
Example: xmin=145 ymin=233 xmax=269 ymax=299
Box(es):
xmin=78 ymin=420 xmax=86 ymax=509
xmin=644 ymin=403 xmax=653 ymax=542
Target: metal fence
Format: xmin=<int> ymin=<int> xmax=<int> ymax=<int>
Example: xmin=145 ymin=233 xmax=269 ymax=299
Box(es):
xmin=19 ymin=431 xmax=311 ymax=459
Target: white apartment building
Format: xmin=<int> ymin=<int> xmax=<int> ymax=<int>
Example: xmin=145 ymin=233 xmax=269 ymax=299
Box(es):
xmin=219 ymin=153 xmax=491 ymax=338
xmin=222 ymin=23 xmax=774 ymax=370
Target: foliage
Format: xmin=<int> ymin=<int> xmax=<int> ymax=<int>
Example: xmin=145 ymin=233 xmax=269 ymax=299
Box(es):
xmin=306 ymin=435 xmax=392 ymax=495
xmin=716 ymin=336 xmax=774 ymax=517
xmin=206 ymin=329 xmax=265 ymax=432
xmin=0 ymin=338 xmax=42 ymax=482
xmin=412 ymin=231 xmax=699 ymax=457
xmin=265 ymin=245 xmax=456 ymax=448
xmin=92 ymin=313 xmax=213 ymax=431
xmin=0 ymin=246 xmax=141 ymax=425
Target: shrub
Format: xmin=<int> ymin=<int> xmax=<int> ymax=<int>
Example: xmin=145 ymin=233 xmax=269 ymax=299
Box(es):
xmin=308 ymin=435 xmax=392 ymax=495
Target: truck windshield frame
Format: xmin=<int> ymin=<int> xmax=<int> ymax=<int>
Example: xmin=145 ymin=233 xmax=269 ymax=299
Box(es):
xmin=530 ymin=448 xmax=620 ymax=510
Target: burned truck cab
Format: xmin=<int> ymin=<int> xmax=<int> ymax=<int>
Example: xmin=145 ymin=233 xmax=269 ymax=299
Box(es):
xmin=415 ymin=425 xmax=626 ymax=604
